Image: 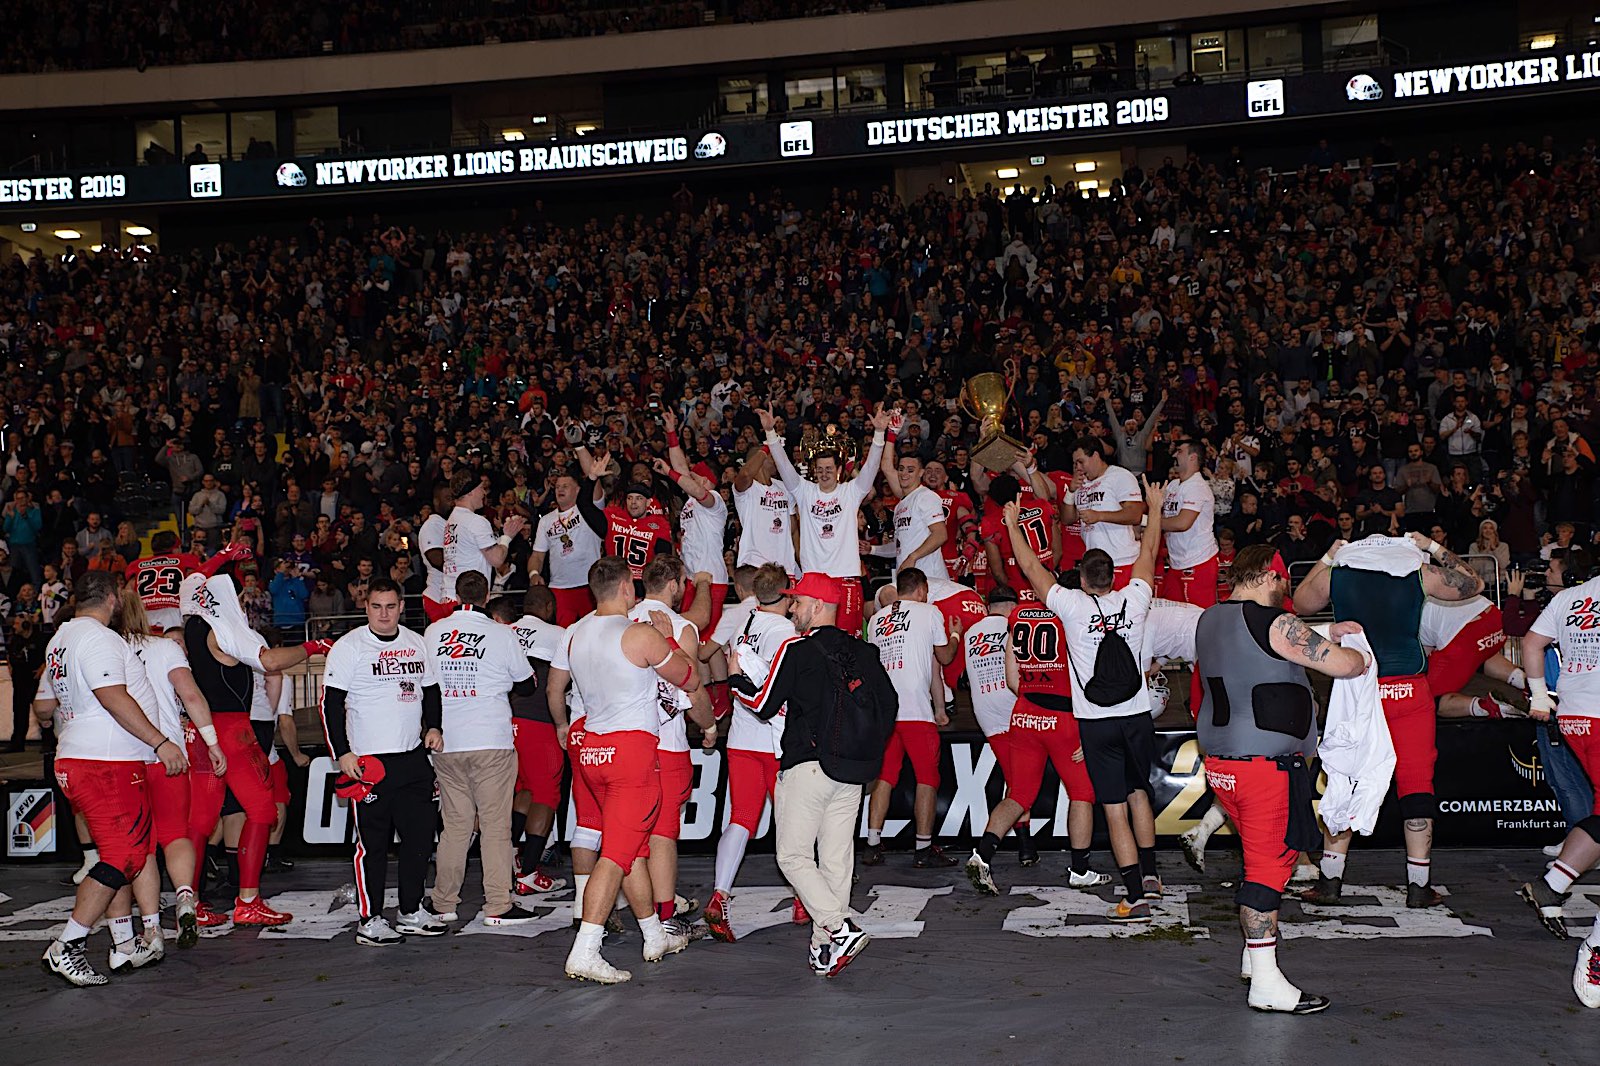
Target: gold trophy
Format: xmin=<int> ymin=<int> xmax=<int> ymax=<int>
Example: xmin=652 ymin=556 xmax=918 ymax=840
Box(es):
xmin=960 ymin=359 xmax=1027 ymax=472
xmin=797 ymin=423 xmax=860 ymax=477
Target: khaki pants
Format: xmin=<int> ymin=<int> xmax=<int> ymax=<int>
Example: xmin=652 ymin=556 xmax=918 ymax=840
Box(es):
xmin=431 ymin=748 xmax=518 ymax=915
xmin=774 ymin=760 xmax=861 ymax=947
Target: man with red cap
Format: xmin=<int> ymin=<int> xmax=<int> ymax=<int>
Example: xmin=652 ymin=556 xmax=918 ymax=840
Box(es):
xmin=731 ymin=571 xmax=897 ymax=977
xmin=758 ymin=405 xmax=892 ymax=635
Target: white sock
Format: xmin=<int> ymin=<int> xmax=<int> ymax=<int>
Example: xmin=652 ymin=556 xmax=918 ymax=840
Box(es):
xmin=1406 ymin=858 xmax=1430 ymax=887
xmin=80 ymin=847 xmax=99 ymax=867
xmin=1196 ymin=803 xmax=1227 ymax=841
xmin=1508 ymin=667 xmax=1527 ymax=689
xmin=915 ymin=835 xmax=932 ymax=851
xmin=638 ymin=913 xmax=665 ymax=943
xmin=61 ymin=917 xmax=93 ymax=943
xmin=141 ymin=911 xmax=161 ymax=933
xmin=1319 ymin=851 xmax=1346 ymax=879
xmin=714 ymin=825 xmax=750 ymax=895
xmin=176 ymin=885 xmax=194 ymax=898
xmin=573 ymin=874 xmax=590 ymax=921
xmin=1548 ymin=860 xmax=1580 ymax=894
xmin=110 ymin=915 xmax=135 ymax=946
xmin=867 ymin=828 xmax=882 ymax=846
xmin=1245 ymin=937 xmax=1279 ymax=976
xmin=571 ymin=920 xmax=604 ymax=958
xmin=1587 ymin=914 xmax=1600 ymax=948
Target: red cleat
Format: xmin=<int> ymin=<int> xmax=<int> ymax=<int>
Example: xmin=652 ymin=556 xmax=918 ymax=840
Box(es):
xmin=792 ymin=896 xmax=810 ymax=925
xmin=514 ymin=869 xmax=568 ymax=895
xmin=232 ymin=896 xmax=294 ymax=927
xmin=194 ymin=901 xmax=230 ymax=928
xmin=704 ymin=890 xmax=736 ymax=943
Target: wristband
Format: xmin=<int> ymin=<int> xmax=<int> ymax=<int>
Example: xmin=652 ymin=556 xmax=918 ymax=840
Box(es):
xmin=1529 ymin=677 xmax=1555 ymax=712
xmin=497 ymin=534 xmax=513 ymax=548
xmin=155 ymin=738 xmax=175 ymax=754
xmin=1318 ymin=553 xmax=1335 ymax=567
xmin=667 ymin=469 xmax=683 ymax=484
xmin=666 ymin=431 xmax=680 ymax=448
xmin=1427 ymin=540 xmax=1444 ymax=558
xmin=198 ymin=724 xmax=219 ymax=746
xmin=666 ymin=635 xmax=682 ymax=653
xmin=872 ymin=430 xmax=886 ymax=446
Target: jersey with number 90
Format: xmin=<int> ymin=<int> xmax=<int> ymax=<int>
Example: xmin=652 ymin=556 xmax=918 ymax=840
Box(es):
xmin=1007 ymin=603 xmax=1071 ymax=710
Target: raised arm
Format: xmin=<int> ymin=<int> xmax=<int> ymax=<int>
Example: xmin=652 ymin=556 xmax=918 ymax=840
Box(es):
xmin=1131 ymin=475 xmax=1165 ymax=587
xmin=852 ymin=404 xmax=892 ymax=494
xmin=1410 ymin=532 xmax=1485 ymax=601
xmin=758 ymin=408 xmax=803 ymax=493
xmin=575 ymin=473 xmax=607 ymax=537
xmin=1003 ymin=500 xmax=1058 ymax=602
xmin=1292 ymin=539 xmax=1346 ymax=614
xmin=1269 ymin=615 xmax=1370 ymax=679
xmin=732 ymin=444 xmax=766 ymax=493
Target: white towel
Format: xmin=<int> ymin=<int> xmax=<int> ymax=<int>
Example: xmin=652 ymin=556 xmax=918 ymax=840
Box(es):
xmin=1334 ymin=534 xmax=1426 ymax=578
xmin=1317 ymin=631 xmax=1394 ymax=837
xmin=181 ymin=573 xmax=265 ymax=671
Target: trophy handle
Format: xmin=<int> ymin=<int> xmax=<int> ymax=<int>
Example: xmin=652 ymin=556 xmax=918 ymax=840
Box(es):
xmin=1003 ymin=358 xmax=1019 ymax=400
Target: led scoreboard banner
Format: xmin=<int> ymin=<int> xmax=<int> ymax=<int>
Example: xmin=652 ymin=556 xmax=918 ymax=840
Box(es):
xmin=5 ymin=45 xmax=1600 ymax=215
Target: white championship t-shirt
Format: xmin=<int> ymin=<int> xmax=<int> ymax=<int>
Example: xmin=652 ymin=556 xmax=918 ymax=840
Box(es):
xmin=1045 ymin=579 xmax=1154 ymax=719
xmin=1076 ymin=465 xmax=1143 ymax=565
xmin=533 ymin=505 xmax=603 ymax=590
xmin=963 ymin=612 xmax=1013 ymax=738
xmin=131 ymin=635 xmax=189 ymax=748
xmin=726 ymin=608 xmax=799 ymax=755
xmin=1142 ymin=597 xmax=1203 ymax=666
xmin=1162 ymin=472 xmax=1218 ymax=570
xmin=442 ymin=505 xmax=497 ymax=588
xmin=1532 ymin=579 xmax=1600 ymax=717
xmin=419 ymin=513 xmax=449 ymax=602
xmin=630 ymin=598 xmax=698 ymax=753
xmin=679 ymin=489 xmax=730 ymax=584
xmin=734 ymin=480 xmax=798 ymax=574
xmin=1420 ymin=595 xmax=1493 ymax=652
xmin=49 ymin=616 xmax=152 ymax=762
xmin=425 ymin=606 xmax=533 ymax=752
xmin=893 ymin=485 xmax=951 ymax=584
xmin=790 ymin=477 xmax=870 ymax=578
xmin=511 ymin=614 xmax=567 ymax=662
xmin=868 ymin=598 xmax=948 ymax=722
xmin=323 ymin=624 xmax=439 ymax=755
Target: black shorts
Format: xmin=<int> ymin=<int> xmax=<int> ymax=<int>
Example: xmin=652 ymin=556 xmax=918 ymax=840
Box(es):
xmin=1078 ymin=713 xmax=1156 ymax=805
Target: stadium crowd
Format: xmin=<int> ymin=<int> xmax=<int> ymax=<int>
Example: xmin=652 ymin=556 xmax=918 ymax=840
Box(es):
xmin=0 ymin=0 xmax=953 ymax=74
xmin=1 ymin=132 xmax=1598 ymax=667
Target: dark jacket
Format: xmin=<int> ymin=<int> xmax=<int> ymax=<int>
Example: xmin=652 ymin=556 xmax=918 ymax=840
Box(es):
xmin=730 ymin=625 xmax=896 ymax=776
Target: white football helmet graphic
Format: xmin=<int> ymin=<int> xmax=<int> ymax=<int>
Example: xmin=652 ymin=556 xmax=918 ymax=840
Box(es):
xmin=1147 ymin=670 xmax=1170 ymax=719
xmin=276 ymin=162 xmax=308 ymax=187
xmin=1346 ymin=74 xmax=1383 ymax=101
xmin=694 ymin=132 xmax=726 ymax=159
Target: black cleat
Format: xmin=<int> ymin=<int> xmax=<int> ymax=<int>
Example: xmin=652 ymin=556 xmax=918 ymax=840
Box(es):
xmin=859 ymin=843 xmax=884 ymax=867
xmin=1017 ymin=834 xmax=1040 ymax=868
xmin=1251 ymin=992 xmax=1331 ymax=1016
xmin=1299 ymin=875 xmax=1348 ymax=906
xmin=913 ymin=844 xmax=958 ymax=868
xmin=1519 ymin=880 xmax=1571 ymax=938
xmin=1406 ymin=882 xmax=1446 ymax=909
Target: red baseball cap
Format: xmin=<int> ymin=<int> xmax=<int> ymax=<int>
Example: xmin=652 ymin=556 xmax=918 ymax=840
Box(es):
xmin=1268 ymin=552 xmax=1290 ymax=580
xmin=785 ymin=572 xmax=844 ymax=605
xmin=334 ymin=755 xmax=387 ymax=803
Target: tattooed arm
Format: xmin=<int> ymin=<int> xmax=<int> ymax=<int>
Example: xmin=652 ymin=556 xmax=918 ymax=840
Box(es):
xmin=1268 ymin=612 xmax=1370 ymax=679
xmin=1409 ymin=531 xmax=1485 ymax=601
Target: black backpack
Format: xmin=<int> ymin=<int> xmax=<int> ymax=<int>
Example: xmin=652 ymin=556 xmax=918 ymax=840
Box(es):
xmin=1079 ymin=594 xmax=1143 ymax=707
xmin=813 ymin=635 xmax=897 ymax=785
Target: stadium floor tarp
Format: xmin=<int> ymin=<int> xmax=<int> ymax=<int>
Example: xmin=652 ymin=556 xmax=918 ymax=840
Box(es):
xmin=1 ymin=851 xmax=1593 ymax=1062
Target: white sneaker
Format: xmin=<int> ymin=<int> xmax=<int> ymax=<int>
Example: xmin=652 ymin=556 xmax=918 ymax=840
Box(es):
xmin=141 ymin=930 xmax=165 ymax=962
xmin=1576 ymin=940 xmax=1600 ymax=1008
xmin=108 ymin=937 xmax=161 ymax=972
xmin=642 ymin=926 xmax=690 ymax=962
xmin=394 ymin=908 xmax=448 ymax=937
xmin=1180 ymin=827 xmax=1208 ymax=874
xmin=966 ymin=851 xmax=998 ymax=895
xmin=176 ymin=893 xmax=199 ymax=949
xmin=565 ymin=951 xmax=632 ymax=984
xmin=354 ymin=916 xmax=405 ymax=946
xmin=1545 ymin=843 xmax=1565 ymax=859
xmin=1069 ymin=869 xmax=1112 ymax=889
xmin=424 ymin=902 xmax=458 ymax=923
xmin=42 ymin=939 xmax=108 ymax=987
xmin=1247 ymin=968 xmax=1329 ymax=1014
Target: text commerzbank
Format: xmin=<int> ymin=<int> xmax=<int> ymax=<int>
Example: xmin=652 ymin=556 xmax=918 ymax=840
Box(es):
xmin=867 ymin=99 xmax=1170 ymax=147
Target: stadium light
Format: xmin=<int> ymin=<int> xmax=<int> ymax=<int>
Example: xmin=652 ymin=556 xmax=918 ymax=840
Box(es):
xmin=502 ymin=129 xmax=526 ymax=142
xmin=125 ymin=225 xmax=152 ymax=237
xmin=574 ymin=124 xmax=598 ymax=136
xmin=996 ymin=167 xmax=1019 ymax=180
xmin=1074 ymin=160 xmax=1097 ymax=174
xmin=1078 ymin=179 xmax=1099 ymax=191
xmin=1530 ymin=33 xmax=1558 ymax=49
xmin=54 ymin=228 xmax=82 ymax=240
